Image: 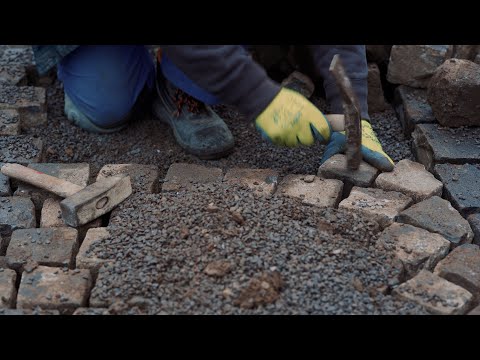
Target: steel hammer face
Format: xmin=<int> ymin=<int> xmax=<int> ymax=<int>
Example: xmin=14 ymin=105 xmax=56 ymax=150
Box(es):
xmin=60 ymin=175 xmax=132 ymax=227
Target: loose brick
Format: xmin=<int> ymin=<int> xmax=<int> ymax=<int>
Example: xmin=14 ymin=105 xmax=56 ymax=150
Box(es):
xmin=393 ymin=85 xmax=436 ymax=136
xmin=76 ymin=228 xmax=112 ymax=277
xmin=379 ymin=223 xmax=450 ymax=278
xmin=0 ymin=268 xmax=17 ymax=308
xmin=392 ymin=270 xmax=473 ymax=315
xmin=374 ymin=159 xmax=443 ymax=203
xmin=0 ymin=109 xmax=20 ymax=135
xmin=278 ymin=175 xmax=343 ymax=208
xmin=162 ymin=163 xmax=223 ymax=192
xmin=17 ymin=266 xmax=92 ymax=314
xmin=0 ymin=136 xmax=43 ymax=164
xmin=427 ymin=59 xmax=480 ymax=127
xmin=367 ymin=63 xmax=388 ymax=113
xmin=434 ymin=164 xmax=480 ymax=217
xmin=339 ymin=187 xmax=413 ymax=229
xmin=0 ymin=197 xmax=36 ymax=253
xmin=15 ymin=163 xmax=90 ymax=212
xmin=224 ymin=168 xmax=279 ymax=196
xmin=318 ymin=154 xmax=379 ymax=195
xmin=6 ymin=228 xmax=78 ymax=270
xmin=387 ymin=45 xmax=448 ymax=88
xmin=412 ymin=124 xmax=480 ymax=171
xmin=434 ymin=244 xmax=480 ymax=302
xmin=0 ymin=84 xmax=47 ymax=129
xmin=468 ymin=213 xmax=480 ymax=246
xmin=0 ymin=163 xmax=12 ymax=197
xmin=96 ymin=164 xmax=160 ymax=194
xmin=397 ymin=196 xmax=474 ymax=248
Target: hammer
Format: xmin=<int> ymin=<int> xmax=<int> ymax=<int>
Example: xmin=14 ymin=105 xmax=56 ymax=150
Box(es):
xmin=325 ymin=54 xmax=363 ymax=170
xmin=1 ymin=163 xmax=132 ymax=227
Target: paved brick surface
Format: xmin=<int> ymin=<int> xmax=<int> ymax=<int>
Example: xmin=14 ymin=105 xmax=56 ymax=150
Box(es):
xmin=0 ymin=268 xmax=17 ymax=308
xmin=224 ymin=168 xmax=279 ymax=196
xmin=278 ymin=175 xmax=343 ymax=208
xmin=339 ymin=187 xmax=412 ymax=229
xmin=375 ymin=159 xmax=443 ymax=203
xmin=397 ymin=196 xmax=474 ymax=248
xmin=162 ymin=163 xmax=223 ymax=192
xmin=393 ymin=85 xmax=436 ymax=136
xmin=412 ymin=124 xmax=480 ymax=171
xmin=0 ymin=308 xmax=60 ymax=315
xmin=434 ymin=244 xmax=480 ymax=301
xmin=96 ymin=164 xmax=160 ymax=194
xmin=6 ymin=228 xmax=78 ymax=270
xmin=17 ymin=266 xmax=92 ymax=314
xmin=434 ymin=163 xmax=480 ymax=217
xmin=379 ymin=223 xmax=450 ymax=279
xmin=393 ymin=270 xmax=473 ymax=315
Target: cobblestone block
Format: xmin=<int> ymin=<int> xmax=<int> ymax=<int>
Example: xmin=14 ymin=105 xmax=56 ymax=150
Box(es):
xmin=397 ymin=196 xmax=474 ymax=248
xmin=0 ymin=109 xmax=20 ymax=135
xmin=379 ymin=223 xmax=450 ymax=278
xmin=392 ymin=270 xmax=473 ymax=315
xmin=0 ymin=268 xmax=17 ymax=308
xmin=0 ymin=197 xmax=36 ymax=253
xmin=96 ymin=164 xmax=160 ymax=194
xmin=6 ymin=228 xmax=78 ymax=270
xmin=412 ymin=124 xmax=480 ymax=171
xmin=224 ymin=168 xmax=279 ymax=196
xmin=278 ymin=175 xmax=343 ymax=208
xmin=76 ymin=228 xmax=112 ymax=277
xmin=339 ymin=187 xmax=413 ymax=229
xmin=0 ymin=84 xmax=47 ymax=129
xmin=17 ymin=266 xmax=92 ymax=314
xmin=375 ymin=159 xmax=443 ymax=202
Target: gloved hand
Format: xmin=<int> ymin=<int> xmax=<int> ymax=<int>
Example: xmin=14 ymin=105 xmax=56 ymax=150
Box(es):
xmin=255 ymin=88 xmax=331 ymax=147
xmin=320 ymin=120 xmax=394 ymax=172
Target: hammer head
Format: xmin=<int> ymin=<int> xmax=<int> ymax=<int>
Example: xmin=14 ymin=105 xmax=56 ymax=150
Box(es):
xmin=60 ymin=175 xmax=132 ymax=227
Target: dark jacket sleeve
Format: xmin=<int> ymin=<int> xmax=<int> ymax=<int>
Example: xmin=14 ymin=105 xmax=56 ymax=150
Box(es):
xmin=32 ymin=45 xmax=79 ymax=75
xmin=161 ymin=45 xmax=281 ymax=119
xmin=308 ymin=45 xmax=369 ymax=120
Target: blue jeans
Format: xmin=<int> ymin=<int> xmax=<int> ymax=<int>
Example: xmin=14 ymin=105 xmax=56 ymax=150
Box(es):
xmin=57 ymin=45 xmax=221 ymax=129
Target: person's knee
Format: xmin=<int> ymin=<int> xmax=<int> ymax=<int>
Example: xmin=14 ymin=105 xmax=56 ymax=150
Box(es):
xmin=58 ymin=45 xmax=155 ymax=128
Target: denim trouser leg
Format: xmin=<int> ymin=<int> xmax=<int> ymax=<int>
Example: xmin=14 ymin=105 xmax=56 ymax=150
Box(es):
xmin=57 ymin=45 xmax=155 ymax=129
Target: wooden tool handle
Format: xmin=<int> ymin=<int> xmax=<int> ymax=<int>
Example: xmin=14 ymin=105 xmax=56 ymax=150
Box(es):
xmin=1 ymin=163 xmax=84 ymax=198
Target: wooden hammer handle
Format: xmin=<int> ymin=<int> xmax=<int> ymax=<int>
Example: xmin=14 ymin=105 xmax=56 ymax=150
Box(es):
xmin=1 ymin=163 xmax=84 ymax=198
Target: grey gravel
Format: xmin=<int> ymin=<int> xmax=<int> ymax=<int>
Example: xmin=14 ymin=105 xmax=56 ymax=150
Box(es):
xmin=88 ymin=182 xmax=427 ymax=315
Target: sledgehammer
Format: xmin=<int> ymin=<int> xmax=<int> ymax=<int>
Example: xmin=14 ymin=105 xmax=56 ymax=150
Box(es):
xmin=1 ymin=163 xmax=132 ymax=227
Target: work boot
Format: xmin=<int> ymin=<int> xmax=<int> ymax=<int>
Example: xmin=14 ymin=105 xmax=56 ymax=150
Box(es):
xmin=152 ymin=65 xmax=235 ymax=160
xmin=64 ymin=93 xmax=130 ymax=134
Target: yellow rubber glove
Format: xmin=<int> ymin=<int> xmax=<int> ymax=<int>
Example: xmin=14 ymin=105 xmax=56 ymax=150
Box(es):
xmin=321 ymin=120 xmax=394 ymax=172
xmin=255 ymin=88 xmax=331 ymax=147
